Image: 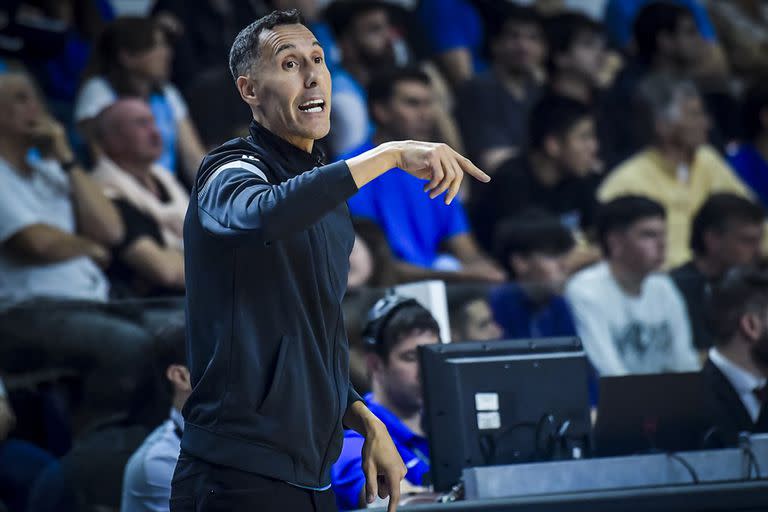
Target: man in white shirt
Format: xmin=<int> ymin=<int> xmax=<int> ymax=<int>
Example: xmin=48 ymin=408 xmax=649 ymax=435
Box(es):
xmin=0 ymin=72 xmax=157 ymax=427
xmin=566 ymin=196 xmax=699 ymax=376
xmin=703 ymin=269 xmax=768 ymax=434
xmin=122 ymin=321 xmax=190 ymax=512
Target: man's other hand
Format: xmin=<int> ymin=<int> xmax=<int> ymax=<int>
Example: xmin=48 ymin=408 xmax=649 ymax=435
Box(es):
xmin=361 ymin=419 xmax=407 ymax=512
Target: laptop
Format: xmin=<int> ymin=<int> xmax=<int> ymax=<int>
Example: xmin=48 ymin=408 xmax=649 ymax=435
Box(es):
xmin=594 ymin=372 xmax=727 ymax=456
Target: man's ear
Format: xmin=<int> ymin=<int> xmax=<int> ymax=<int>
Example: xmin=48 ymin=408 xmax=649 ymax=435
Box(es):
xmin=739 ymin=312 xmax=762 ymax=343
xmin=236 ymin=75 xmax=260 ymax=108
xmin=166 ymin=364 xmax=192 ymax=392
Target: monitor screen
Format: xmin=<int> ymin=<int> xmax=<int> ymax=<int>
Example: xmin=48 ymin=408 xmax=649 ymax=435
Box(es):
xmin=419 ymin=338 xmax=592 ymax=491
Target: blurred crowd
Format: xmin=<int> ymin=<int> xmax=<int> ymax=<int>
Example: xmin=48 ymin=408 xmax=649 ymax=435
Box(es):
xmin=3 ymin=0 xmax=768 ymax=511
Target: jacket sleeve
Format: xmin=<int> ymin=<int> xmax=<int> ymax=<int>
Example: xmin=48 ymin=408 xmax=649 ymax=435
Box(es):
xmin=348 ymin=384 xmax=363 ymax=408
xmin=197 ymin=158 xmax=358 ymax=244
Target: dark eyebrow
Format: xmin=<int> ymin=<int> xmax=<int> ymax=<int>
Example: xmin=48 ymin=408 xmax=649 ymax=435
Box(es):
xmin=275 ymin=40 xmax=323 ymax=56
xmin=275 ymin=43 xmax=296 ymax=55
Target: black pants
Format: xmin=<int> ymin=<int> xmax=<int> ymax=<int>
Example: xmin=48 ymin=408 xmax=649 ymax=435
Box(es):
xmin=170 ymin=452 xmax=338 ymax=512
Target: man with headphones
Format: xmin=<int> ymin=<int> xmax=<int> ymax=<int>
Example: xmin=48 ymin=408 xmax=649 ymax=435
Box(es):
xmin=331 ymin=295 xmax=440 ymax=510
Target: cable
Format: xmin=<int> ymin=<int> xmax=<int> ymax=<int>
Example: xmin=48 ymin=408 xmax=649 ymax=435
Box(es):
xmin=666 ymin=452 xmax=700 ymax=484
xmin=742 ymin=445 xmax=763 ymax=480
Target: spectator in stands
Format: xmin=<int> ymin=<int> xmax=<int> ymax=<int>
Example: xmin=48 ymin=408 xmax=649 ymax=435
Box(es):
xmin=545 ymin=11 xmax=608 ymax=105
xmin=415 ymin=0 xmax=486 ymax=88
xmin=455 ymin=4 xmax=544 ymax=172
xmin=92 ymin=99 xmax=187 ymax=297
xmin=604 ymin=0 xmax=719 ymax=52
xmin=566 ymin=196 xmax=699 ymax=376
xmin=599 ymin=75 xmax=749 ymax=268
xmin=671 ymin=194 xmax=764 ymax=351
xmin=603 ymin=2 xmax=731 ymax=166
xmin=332 ymin=296 xmax=438 ymax=511
xmin=727 ymin=84 xmax=768 ymax=208
xmin=150 ymin=0 xmax=264 ymax=88
xmin=490 ymin=212 xmax=578 ymax=340
xmin=703 ymin=268 xmax=768 ymax=435
xmin=122 ymin=320 xmax=189 ymax=512
xmin=346 ymin=68 xmax=505 ymax=283
xmin=325 ymin=0 xmax=398 ymax=158
xmin=0 ymin=71 xmax=154 ymax=423
xmin=75 ymin=17 xmax=205 ymax=184
xmin=447 ymin=285 xmax=502 ymax=342
xmin=470 ymin=94 xmax=600 ymax=253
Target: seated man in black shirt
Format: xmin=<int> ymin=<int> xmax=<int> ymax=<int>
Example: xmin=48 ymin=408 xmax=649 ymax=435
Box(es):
xmin=470 ymin=94 xmax=600 ymax=254
xmin=671 ymin=194 xmax=764 ymax=352
xmin=455 ymin=4 xmax=544 ymax=173
xmin=703 ymin=269 xmax=768 ymax=437
xmin=92 ymin=98 xmax=189 ymax=296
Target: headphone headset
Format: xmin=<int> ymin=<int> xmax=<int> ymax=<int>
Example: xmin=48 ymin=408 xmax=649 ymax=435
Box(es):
xmin=362 ymin=292 xmax=423 ymax=348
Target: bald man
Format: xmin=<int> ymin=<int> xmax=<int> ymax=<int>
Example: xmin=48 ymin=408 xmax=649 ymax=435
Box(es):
xmin=92 ymin=99 xmax=188 ymax=296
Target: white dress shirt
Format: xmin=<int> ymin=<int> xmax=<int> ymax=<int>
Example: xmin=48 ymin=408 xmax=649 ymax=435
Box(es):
xmin=709 ymin=348 xmax=767 ymax=423
xmin=121 ymin=408 xmax=183 ymax=512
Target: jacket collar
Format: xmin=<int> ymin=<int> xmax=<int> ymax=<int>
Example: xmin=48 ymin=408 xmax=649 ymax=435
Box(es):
xmin=248 ymin=119 xmax=325 ymax=175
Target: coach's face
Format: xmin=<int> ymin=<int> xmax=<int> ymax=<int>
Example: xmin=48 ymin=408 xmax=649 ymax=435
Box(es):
xmin=240 ymin=24 xmax=331 ymax=152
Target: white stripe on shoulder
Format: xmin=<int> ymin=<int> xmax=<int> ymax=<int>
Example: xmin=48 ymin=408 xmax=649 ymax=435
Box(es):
xmin=199 ymin=158 xmax=267 ymax=195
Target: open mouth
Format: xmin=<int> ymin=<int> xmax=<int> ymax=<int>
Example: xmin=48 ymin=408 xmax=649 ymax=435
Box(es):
xmin=298 ymin=99 xmax=325 ymax=113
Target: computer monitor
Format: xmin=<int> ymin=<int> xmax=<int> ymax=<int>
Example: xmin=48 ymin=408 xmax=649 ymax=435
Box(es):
xmin=419 ymin=338 xmax=592 ymax=491
xmin=594 ymin=373 xmax=727 ymax=456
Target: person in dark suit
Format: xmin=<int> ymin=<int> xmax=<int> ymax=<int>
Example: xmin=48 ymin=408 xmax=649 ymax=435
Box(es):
xmin=703 ymin=268 xmax=768 ymax=437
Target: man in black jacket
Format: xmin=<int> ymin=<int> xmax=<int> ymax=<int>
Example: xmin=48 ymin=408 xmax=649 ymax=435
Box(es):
xmin=170 ymin=9 xmax=490 ymax=512
xmin=703 ymin=269 xmax=768 ymax=440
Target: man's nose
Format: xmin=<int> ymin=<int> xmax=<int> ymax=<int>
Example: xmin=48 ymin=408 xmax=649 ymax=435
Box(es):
xmin=305 ymin=68 xmax=319 ymax=89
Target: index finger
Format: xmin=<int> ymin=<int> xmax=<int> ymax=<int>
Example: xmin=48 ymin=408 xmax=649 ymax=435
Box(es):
xmin=387 ymin=478 xmax=401 ymax=512
xmin=457 ymin=155 xmax=490 ymax=183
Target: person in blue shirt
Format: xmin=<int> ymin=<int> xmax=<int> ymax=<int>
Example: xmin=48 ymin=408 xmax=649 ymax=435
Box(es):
xmin=447 ymin=284 xmax=503 ymax=343
xmin=727 ymin=84 xmax=768 ymax=209
xmin=346 ymin=67 xmax=505 ymax=283
xmin=416 ymin=0 xmax=486 ymax=88
xmin=490 ymin=211 xmax=599 ymax=403
xmin=332 ymin=296 xmax=439 ymax=511
xmin=489 ymin=211 xmax=578 ymax=340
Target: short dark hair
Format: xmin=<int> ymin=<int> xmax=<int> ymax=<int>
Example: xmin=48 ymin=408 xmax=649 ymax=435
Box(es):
xmin=632 ymin=1 xmax=693 ymax=63
xmin=447 ymin=284 xmax=493 ymax=337
xmin=596 ymin=196 xmax=666 ymax=255
xmin=325 ymin=0 xmax=393 ymax=39
xmin=229 ymin=9 xmax=303 ymax=80
xmin=152 ymin=316 xmax=187 ymax=394
xmin=367 ymin=67 xmax=431 ymax=122
xmin=493 ymin=210 xmax=575 ymax=276
xmin=709 ymin=268 xmax=768 ymax=344
xmin=486 ymin=3 xmax=541 ymax=43
xmin=370 ymin=303 xmax=440 ymax=361
xmin=690 ymin=194 xmax=764 ymax=256
xmin=544 ymin=11 xmax=603 ymax=72
xmin=741 ymin=83 xmax=768 ymax=141
xmin=528 ymin=94 xmax=593 ymax=151
xmin=86 ymin=16 xmax=161 ymax=94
